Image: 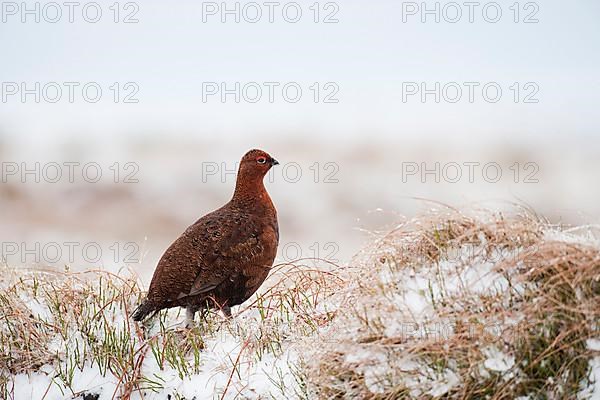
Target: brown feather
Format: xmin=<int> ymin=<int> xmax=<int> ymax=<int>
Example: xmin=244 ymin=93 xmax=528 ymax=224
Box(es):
xmin=132 ymin=149 xmax=279 ymax=321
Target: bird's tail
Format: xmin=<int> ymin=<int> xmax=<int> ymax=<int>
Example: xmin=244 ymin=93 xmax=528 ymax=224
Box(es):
xmin=132 ymin=299 xmax=155 ymax=322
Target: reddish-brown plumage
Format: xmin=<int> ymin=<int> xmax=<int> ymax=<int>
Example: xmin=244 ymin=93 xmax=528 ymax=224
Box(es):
xmin=133 ymin=149 xmax=279 ymax=323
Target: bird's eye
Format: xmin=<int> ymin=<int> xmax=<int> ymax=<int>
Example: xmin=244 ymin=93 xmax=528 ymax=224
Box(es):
xmin=257 ymin=157 xmax=267 ymax=164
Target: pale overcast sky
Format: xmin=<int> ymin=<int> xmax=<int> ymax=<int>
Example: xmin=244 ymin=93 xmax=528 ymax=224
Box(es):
xmin=1 ymin=0 xmax=599 ymax=143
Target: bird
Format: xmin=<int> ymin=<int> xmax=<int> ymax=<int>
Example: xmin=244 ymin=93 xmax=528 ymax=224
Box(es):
xmin=132 ymin=149 xmax=279 ymax=326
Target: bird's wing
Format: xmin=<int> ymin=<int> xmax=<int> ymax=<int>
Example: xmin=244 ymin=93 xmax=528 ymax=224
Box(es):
xmin=185 ymin=216 xmax=263 ymax=297
xmin=146 ymin=208 xmax=228 ymax=303
xmin=147 ymin=207 xmax=276 ymax=305
xmin=185 ymin=266 xmax=231 ymax=298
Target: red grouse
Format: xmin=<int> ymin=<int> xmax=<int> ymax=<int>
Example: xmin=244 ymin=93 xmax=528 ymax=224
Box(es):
xmin=133 ymin=149 xmax=279 ymax=326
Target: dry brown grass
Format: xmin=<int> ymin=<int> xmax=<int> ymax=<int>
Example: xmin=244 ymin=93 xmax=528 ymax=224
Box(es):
xmin=303 ymin=208 xmax=600 ymax=399
xmin=0 ymin=259 xmax=345 ymax=398
xmin=0 ymin=268 xmax=149 ymax=398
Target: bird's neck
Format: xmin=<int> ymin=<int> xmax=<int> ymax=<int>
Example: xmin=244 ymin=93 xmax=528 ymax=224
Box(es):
xmin=231 ymin=175 xmax=273 ymax=210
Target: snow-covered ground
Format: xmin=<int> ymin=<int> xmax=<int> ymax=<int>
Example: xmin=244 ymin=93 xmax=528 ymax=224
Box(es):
xmin=1 ymin=209 xmax=599 ymax=399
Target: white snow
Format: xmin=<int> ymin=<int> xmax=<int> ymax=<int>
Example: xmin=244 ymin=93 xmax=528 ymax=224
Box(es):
xmin=588 ymin=339 xmax=600 ymax=352
xmin=579 ymin=357 xmax=600 ymax=400
xmin=483 ymin=347 xmax=515 ymax=372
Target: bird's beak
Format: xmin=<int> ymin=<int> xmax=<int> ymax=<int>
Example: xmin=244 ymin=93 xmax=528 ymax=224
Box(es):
xmin=270 ymin=158 xmax=279 ymax=166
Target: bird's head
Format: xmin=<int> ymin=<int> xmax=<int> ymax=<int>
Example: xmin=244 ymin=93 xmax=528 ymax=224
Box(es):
xmin=233 ymin=149 xmax=279 ymax=204
xmin=238 ymin=149 xmax=279 ymax=179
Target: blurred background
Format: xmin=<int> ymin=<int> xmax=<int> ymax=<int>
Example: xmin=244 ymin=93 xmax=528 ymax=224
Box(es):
xmin=1 ymin=0 xmax=599 ymax=282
